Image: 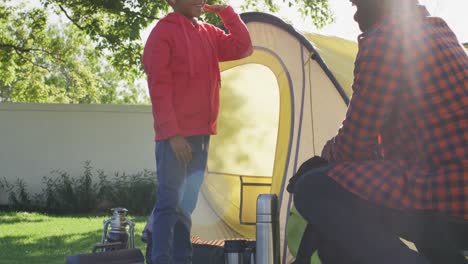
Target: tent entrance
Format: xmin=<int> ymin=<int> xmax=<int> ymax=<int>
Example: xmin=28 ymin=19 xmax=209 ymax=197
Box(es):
xmin=203 ymin=61 xmax=285 ymax=239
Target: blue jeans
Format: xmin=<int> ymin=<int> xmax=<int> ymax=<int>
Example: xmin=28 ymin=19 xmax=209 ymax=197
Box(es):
xmin=151 ymin=135 xmax=210 ymax=264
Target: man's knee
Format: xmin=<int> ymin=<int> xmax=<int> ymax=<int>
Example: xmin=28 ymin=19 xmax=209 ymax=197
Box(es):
xmin=293 ymin=172 xmax=331 ymax=218
xmin=294 ymin=166 xmax=330 ymax=196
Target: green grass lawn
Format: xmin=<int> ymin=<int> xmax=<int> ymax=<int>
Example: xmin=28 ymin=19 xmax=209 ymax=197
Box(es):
xmin=0 ymin=211 xmax=429 ymax=264
xmin=0 ymin=211 xmax=149 ymax=264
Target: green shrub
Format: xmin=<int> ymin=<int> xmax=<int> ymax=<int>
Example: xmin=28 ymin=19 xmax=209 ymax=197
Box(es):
xmin=8 ymin=178 xmax=34 ymax=211
xmin=4 ymin=161 xmax=156 ymax=215
xmin=107 ymin=170 xmax=157 ymax=215
xmin=0 ymin=176 xmax=12 ymax=191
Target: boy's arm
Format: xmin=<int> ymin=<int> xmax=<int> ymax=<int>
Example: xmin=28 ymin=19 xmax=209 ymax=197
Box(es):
xmin=211 ymin=6 xmax=253 ymax=61
xmin=142 ymin=25 xmax=180 ymax=139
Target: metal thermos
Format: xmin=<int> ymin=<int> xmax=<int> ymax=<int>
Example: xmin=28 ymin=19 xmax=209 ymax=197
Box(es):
xmin=224 ymin=240 xmax=246 ymax=264
xmin=256 ymin=194 xmax=279 ymax=264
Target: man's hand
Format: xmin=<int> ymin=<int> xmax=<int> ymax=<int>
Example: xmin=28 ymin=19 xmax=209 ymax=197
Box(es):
xmin=168 ymin=135 xmax=192 ymax=167
xmin=203 ymin=4 xmax=227 ymax=13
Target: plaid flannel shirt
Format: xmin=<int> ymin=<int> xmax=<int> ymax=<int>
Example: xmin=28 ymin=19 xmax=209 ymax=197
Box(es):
xmin=323 ymin=6 xmax=468 ymax=219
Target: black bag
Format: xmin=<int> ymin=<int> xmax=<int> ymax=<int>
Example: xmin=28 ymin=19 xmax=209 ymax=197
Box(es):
xmin=193 ymin=243 xmax=225 ymax=264
xmin=66 ymin=249 xmax=145 ymax=264
xmin=146 ymin=242 xmax=225 ymax=264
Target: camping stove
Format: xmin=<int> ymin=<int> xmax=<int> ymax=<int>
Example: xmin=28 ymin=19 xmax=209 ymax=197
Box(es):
xmin=93 ymin=207 xmax=136 ymax=252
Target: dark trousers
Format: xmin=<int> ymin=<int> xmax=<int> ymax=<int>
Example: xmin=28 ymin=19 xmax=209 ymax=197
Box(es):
xmin=293 ymin=165 xmax=468 ymax=264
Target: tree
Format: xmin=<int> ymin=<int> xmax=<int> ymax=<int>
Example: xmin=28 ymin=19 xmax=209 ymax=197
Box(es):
xmin=0 ymin=1 xmax=148 ymax=103
xmin=1 ymin=0 xmax=332 ymax=103
xmin=40 ymin=0 xmax=333 ymax=82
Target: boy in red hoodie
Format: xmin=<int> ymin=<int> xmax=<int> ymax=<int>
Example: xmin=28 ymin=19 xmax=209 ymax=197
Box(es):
xmin=142 ymin=0 xmax=252 ymax=263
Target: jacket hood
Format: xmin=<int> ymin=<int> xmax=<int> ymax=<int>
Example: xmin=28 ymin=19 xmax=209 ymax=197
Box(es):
xmin=160 ymin=12 xmax=198 ymax=25
xmin=160 ymin=12 xmax=199 ymax=77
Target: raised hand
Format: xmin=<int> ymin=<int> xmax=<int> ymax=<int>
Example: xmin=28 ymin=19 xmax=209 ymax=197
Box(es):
xmin=203 ymin=4 xmax=227 ymax=13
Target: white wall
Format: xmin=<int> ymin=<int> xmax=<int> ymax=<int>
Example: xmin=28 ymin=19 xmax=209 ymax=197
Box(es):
xmin=0 ymin=103 xmax=155 ymax=204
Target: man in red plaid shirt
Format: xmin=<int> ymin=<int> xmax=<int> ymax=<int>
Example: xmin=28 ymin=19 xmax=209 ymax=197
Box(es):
xmin=293 ymin=0 xmax=467 ymax=263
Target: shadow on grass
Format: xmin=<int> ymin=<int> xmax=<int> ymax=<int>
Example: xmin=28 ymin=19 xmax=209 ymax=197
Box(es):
xmin=0 ymin=217 xmax=46 ymax=225
xmin=0 ymin=212 xmax=147 ymax=224
xmin=0 ymin=230 xmax=147 ymax=264
xmin=0 ymin=212 xmax=148 ymax=264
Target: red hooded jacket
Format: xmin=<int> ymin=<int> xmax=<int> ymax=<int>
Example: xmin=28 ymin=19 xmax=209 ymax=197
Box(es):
xmin=143 ymin=6 xmax=253 ymax=140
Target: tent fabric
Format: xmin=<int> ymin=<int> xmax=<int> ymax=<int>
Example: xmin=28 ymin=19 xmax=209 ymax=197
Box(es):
xmin=190 ymin=11 xmax=357 ymax=262
xmin=191 ymin=189 xmax=244 ymax=240
xmin=303 ymin=33 xmax=357 ymax=96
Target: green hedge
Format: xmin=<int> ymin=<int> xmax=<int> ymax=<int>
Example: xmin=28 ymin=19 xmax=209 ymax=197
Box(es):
xmin=1 ymin=161 xmax=156 ymax=216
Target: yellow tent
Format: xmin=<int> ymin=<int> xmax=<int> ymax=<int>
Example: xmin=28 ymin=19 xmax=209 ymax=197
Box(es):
xmin=189 ymin=11 xmax=357 ymax=263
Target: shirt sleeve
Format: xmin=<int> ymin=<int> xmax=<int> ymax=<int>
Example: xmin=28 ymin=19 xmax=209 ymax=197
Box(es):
xmin=322 ymin=28 xmax=404 ymax=162
xmin=142 ymin=24 xmax=180 ymax=139
xmin=212 ymin=6 xmax=253 ymax=62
